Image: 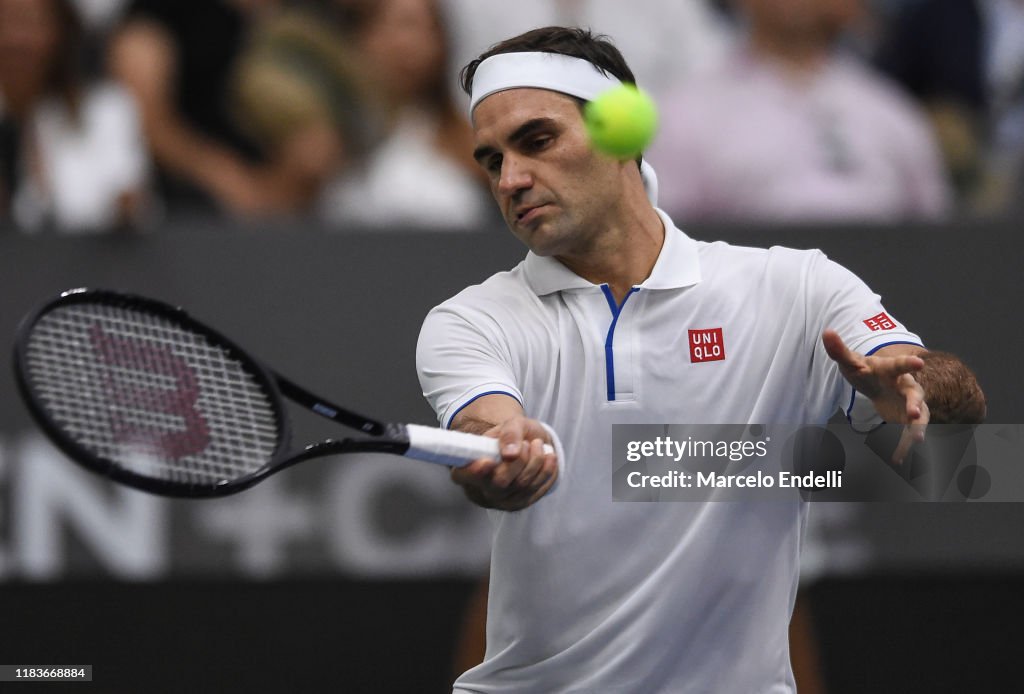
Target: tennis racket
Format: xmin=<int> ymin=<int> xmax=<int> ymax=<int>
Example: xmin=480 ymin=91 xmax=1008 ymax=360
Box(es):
xmin=13 ymin=288 xmax=530 ymax=498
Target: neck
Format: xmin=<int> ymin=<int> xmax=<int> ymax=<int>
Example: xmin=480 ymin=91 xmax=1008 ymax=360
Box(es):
xmin=557 ymin=192 xmax=665 ymax=304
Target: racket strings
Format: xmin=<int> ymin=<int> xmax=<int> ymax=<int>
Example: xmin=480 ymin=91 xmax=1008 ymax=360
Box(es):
xmin=23 ymin=303 xmax=282 ymax=486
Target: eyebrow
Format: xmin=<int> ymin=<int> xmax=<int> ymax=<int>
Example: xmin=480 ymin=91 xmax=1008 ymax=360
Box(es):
xmin=473 ymin=117 xmax=560 ymax=165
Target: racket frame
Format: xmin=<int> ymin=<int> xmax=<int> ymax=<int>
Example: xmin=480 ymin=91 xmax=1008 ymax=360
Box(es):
xmin=14 ymin=288 xmax=519 ymax=499
xmin=12 ymin=288 xmax=403 ymax=497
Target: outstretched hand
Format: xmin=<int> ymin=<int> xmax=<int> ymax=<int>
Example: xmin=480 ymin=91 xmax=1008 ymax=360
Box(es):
xmin=822 ymin=329 xmax=928 ymax=463
xmin=450 ymin=416 xmax=558 ymax=511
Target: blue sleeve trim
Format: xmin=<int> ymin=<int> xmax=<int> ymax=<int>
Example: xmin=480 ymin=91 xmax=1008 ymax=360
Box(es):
xmin=445 ymin=390 xmax=524 ymax=430
xmin=864 ymin=340 xmax=925 ymax=357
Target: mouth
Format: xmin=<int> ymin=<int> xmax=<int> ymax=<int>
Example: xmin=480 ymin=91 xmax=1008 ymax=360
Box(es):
xmin=515 ymin=204 xmax=549 ymax=226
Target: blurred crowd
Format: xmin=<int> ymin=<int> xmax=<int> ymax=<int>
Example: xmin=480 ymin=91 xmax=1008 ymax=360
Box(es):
xmin=0 ymin=0 xmax=1022 ymax=234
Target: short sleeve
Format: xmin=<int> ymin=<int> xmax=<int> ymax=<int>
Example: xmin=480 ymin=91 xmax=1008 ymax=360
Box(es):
xmin=416 ymin=302 xmax=524 ymax=429
xmin=805 ymin=251 xmax=923 ymax=430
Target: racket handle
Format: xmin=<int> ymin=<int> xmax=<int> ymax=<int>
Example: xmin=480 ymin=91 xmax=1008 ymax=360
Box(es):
xmin=404 ymin=424 xmax=554 ymax=468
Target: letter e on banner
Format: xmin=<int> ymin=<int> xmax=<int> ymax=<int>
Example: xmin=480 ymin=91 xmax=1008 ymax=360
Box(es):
xmin=689 ymin=328 xmax=725 ymax=363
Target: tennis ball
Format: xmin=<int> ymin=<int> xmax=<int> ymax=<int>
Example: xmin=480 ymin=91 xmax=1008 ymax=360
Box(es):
xmin=584 ymin=84 xmax=659 ymax=159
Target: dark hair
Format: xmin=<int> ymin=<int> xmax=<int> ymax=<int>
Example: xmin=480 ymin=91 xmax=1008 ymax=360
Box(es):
xmin=337 ymin=0 xmax=461 ymax=121
xmin=459 ymin=26 xmax=637 ymax=96
xmin=46 ymin=0 xmax=84 ymax=117
xmin=461 ymin=27 xmax=644 ymax=164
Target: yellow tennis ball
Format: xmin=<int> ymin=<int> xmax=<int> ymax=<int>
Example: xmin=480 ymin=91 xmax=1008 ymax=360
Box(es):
xmin=584 ymin=84 xmax=659 ymax=159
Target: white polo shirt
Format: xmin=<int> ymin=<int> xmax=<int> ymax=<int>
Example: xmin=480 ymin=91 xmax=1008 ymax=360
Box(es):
xmin=416 ymin=210 xmax=921 ymax=693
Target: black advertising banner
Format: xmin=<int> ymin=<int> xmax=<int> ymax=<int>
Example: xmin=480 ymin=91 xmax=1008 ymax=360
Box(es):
xmin=0 ymin=222 xmax=1022 ymax=580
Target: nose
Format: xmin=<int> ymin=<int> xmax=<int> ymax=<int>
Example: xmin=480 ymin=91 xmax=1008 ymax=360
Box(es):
xmin=497 ymin=154 xmax=533 ymax=197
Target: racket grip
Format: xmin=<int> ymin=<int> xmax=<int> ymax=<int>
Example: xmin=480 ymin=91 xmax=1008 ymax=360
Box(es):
xmin=404 ymin=424 xmax=554 ymax=468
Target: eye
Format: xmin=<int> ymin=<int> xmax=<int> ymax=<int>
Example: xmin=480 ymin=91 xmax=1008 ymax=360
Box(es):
xmin=527 ymin=134 xmax=553 ymax=151
xmin=485 ymin=154 xmax=503 ymax=175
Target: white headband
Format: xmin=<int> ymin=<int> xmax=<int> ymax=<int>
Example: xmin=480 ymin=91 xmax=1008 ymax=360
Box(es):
xmin=469 ymin=52 xmax=621 ymax=116
xmin=468 ymin=51 xmax=659 ymax=205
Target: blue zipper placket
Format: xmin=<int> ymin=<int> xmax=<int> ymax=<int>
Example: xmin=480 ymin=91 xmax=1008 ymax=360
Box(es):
xmin=601 ymin=285 xmax=640 ymax=401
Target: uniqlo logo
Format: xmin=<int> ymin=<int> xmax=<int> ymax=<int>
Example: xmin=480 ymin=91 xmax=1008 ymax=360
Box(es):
xmin=689 ymin=328 xmax=725 ymax=363
xmin=863 ymin=312 xmax=897 ymax=332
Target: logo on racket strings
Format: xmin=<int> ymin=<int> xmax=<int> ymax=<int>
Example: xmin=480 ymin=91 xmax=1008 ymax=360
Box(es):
xmin=90 ymin=323 xmax=211 ymax=459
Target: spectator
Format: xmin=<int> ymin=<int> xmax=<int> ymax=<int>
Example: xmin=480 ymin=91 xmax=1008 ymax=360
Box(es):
xmin=315 ymin=0 xmax=490 ymax=229
xmin=647 ymin=0 xmax=951 ymax=224
xmin=69 ymin=0 xmax=130 ymax=75
xmin=230 ymin=4 xmax=375 ymax=221
xmin=875 ymin=0 xmax=1024 ymax=215
xmin=441 ymin=0 xmax=731 ymax=103
xmin=0 ymin=0 xmax=149 ymax=232
xmin=108 ymin=0 xmax=331 ymax=218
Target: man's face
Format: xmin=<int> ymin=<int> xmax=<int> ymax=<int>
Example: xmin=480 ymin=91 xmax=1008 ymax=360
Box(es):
xmin=471 ymin=88 xmax=624 ymax=257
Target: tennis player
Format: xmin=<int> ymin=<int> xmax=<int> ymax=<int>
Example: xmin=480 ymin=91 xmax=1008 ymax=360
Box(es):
xmin=416 ymin=27 xmax=985 ymax=693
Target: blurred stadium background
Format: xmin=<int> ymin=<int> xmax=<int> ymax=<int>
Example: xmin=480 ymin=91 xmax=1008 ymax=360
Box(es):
xmin=3 ymin=0 xmax=1024 ymax=691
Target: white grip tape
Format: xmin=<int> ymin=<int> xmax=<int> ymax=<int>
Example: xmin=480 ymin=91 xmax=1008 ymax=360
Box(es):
xmin=405 ymin=424 xmax=554 ymax=468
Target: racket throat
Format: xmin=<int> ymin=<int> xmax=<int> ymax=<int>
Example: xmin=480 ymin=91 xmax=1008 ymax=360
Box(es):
xmin=275 ymin=374 xmax=385 ymax=435
xmin=294 ymin=424 xmax=412 ymax=463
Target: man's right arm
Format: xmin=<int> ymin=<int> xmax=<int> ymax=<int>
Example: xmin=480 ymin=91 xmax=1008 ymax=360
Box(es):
xmin=449 ymin=394 xmax=558 ymax=511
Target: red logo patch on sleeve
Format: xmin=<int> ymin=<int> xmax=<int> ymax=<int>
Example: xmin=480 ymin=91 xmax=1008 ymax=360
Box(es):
xmin=689 ymin=328 xmax=725 ymax=363
xmin=863 ymin=312 xmax=897 ymax=332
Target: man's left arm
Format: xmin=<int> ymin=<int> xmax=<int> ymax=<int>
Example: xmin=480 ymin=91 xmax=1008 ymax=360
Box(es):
xmin=822 ymin=330 xmax=986 ymax=462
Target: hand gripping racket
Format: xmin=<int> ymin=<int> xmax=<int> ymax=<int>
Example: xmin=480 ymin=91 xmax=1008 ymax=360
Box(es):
xmin=13 ymin=289 xmax=529 ymax=498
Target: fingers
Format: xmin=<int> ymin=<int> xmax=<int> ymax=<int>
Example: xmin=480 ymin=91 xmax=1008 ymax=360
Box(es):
xmin=496 ymin=417 xmax=553 ymax=459
xmin=823 ymin=330 xmax=925 ymax=378
xmin=826 ymin=330 xmax=932 ymax=458
xmin=491 ymin=438 xmax=558 ymax=509
xmin=514 ymin=438 xmax=556 ymax=492
xmin=872 ymin=353 xmax=925 ymax=380
xmin=891 ymin=426 xmax=914 ymax=465
xmin=823 ymin=330 xmax=873 ymax=392
xmin=891 ymin=416 xmax=928 ymax=464
xmin=896 ymin=373 xmax=927 ymax=422
xmin=450 ymin=457 xmax=497 ymax=487
xmin=822 ymin=329 xmax=860 ymax=370
xmin=819 ymin=331 xmax=876 ymax=374
xmin=521 ymin=455 xmax=559 ymax=507
xmin=491 ymin=446 xmax=528 ymax=489
xmin=825 ymin=330 xmax=928 ymax=415
xmin=451 ymin=419 xmax=559 ymax=511
xmin=890 ymin=377 xmax=929 ymax=464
